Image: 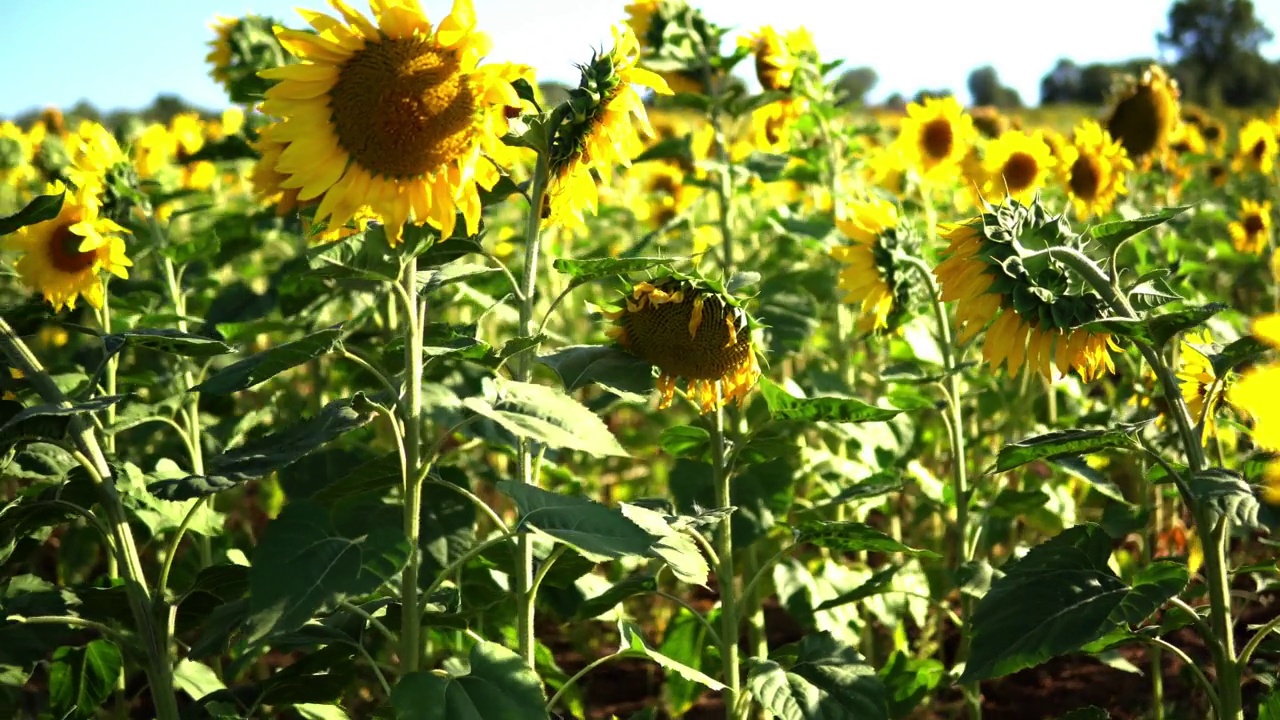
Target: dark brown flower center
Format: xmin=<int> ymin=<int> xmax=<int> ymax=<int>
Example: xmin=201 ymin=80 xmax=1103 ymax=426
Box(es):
xmin=1244 ymin=213 xmax=1265 ymax=236
xmin=1001 ymin=152 xmax=1039 ymax=192
xmin=1069 ymin=155 xmax=1101 ymax=199
xmin=921 ymin=118 xmax=953 ymax=161
xmin=47 ymin=224 xmax=97 ymax=274
xmin=1106 ymin=85 xmax=1168 ymax=159
xmin=330 ymin=38 xmax=477 ymax=178
xmin=619 ymin=290 xmax=752 ymax=380
xmin=1250 ymin=139 xmax=1267 ymax=163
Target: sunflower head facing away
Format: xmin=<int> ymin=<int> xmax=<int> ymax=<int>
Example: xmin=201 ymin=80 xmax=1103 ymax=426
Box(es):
xmin=1228 ymin=198 xmax=1273 ymax=256
xmin=544 ymin=24 xmax=672 ymax=230
xmin=830 ymin=197 xmax=921 ymax=333
xmin=1104 ymin=65 xmax=1180 ymax=165
xmin=66 ymin=121 xmax=140 ymax=222
xmin=258 ymin=0 xmax=522 ymax=246
xmin=206 ymin=14 xmax=289 ymax=104
xmin=4 ymin=182 xmax=133 ymax=312
xmin=624 ymin=0 xmax=722 ymax=94
xmin=740 ymin=26 xmax=815 ymax=93
xmin=0 ymin=121 xmax=37 ymax=190
xmin=607 ymin=276 xmax=762 ymax=413
xmin=894 ymin=95 xmax=976 ymax=183
xmin=1058 ymin=120 xmax=1133 ymax=219
xmin=934 ymin=196 xmax=1118 ymax=381
xmin=1233 ymin=119 xmax=1278 ymax=176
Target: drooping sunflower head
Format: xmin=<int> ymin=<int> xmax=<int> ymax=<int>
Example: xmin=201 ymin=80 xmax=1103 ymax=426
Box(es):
xmin=607 ymin=276 xmax=762 ymax=413
xmin=66 ymin=121 xmax=139 ymax=222
xmin=748 ymin=96 xmax=807 ymax=153
xmin=1228 ymin=199 xmax=1273 ymax=256
xmin=739 ymin=26 xmax=815 ymax=93
xmin=624 ymin=0 xmax=722 ymax=95
xmin=544 ymin=24 xmax=672 ymax=230
xmin=895 ymin=95 xmax=977 ymax=182
xmin=1104 ymin=65 xmax=1180 ymax=165
xmin=933 ymin=196 xmax=1119 ymax=381
xmin=1058 ymin=120 xmax=1133 ymax=220
xmin=0 ymin=121 xmax=37 ymax=189
xmin=830 ymin=197 xmax=921 ymax=333
xmin=206 ymin=14 xmax=290 ymax=104
xmin=3 ymin=182 xmax=133 ymax=312
xmin=976 ymin=130 xmax=1056 ymax=206
xmin=258 ymin=0 xmax=523 ymax=246
xmin=1233 ymin=119 xmax=1278 ymax=176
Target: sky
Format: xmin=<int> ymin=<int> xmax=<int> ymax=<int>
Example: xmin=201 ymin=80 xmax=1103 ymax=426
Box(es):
xmin=2 ymin=0 xmax=1279 ymax=118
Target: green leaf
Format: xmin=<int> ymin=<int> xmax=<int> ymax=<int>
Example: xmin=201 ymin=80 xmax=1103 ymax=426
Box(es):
xmin=1058 ymin=708 xmax=1110 ymax=720
xmin=633 ymin=134 xmax=694 ymax=165
xmin=1186 ymin=468 xmax=1261 ymax=531
xmin=994 ymin=423 xmax=1148 ymax=473
xmin=311 ymin=452 xmax=403 ymax=507
xmin=1147 ymin=303 xmax=1229 ymax=349
xmin=173 ymin=659 xmax=226 ymax=700
xmin=1089 ymin=205 xmax=1191 ymax=251
xmin=391 ymin=641 xmax=548 ymax=720
xmin=987 ymin=489 xmax=1050 ymax=518
xmin=1258 ymin=688 xmax=1280 ymax=720
xmin=619 ymin=620 xmax=726 ymax=692
xmin=658 ymin=606 xmax=720 ymax=717
xmin=417 ymin=261 xmax=501 ymax=296
xmin=813 ymin=472 xmax=905 ymax=511
xmin=814 ymin=564 xmax=903 ymax=611
xmin=659 ymin=425 xmax=710 ymax=460
xmin=619 ymin=503 xmax=708 ymax=586
xmin=0 ymin=191 xmax=64 ymax=237
xmin=760 ymin=378 xmax=901 ymax=424
xmin=794 ymin=521 xmax=939 ymax=558
xmin=1126 ymin=276 xmax=1182 ymax=311
xmin=150 ymin=396 xmax=375 ymax=501
xmin=48 ymin=640 xmax=122 ymax=719
xmin=961 ymin=524 xmax=1184 ymax=683
xmin=0 ymin=395 xmax=125 ymax=451
xmin=536 ymin=344 xmax=655 ymax=401
xmin=497 ymin=482 xmax=655 ymax=562
xmin=878 ymin=650 xmax=944 ymax=719
xmin=247 ymin=500 xmax=410 ymax=642
xmin=464 ymin=378 xmax=629 ymax=458
xmin=551 ymin=256 xmax=682 ymax=285
xmin=742 ymin=151 xmax=792 ymax=182
xmin=745 ymin=632 xmax=888 ymax=720
xmin=1051 ymin=457 xmax=1129 ymax=504
xmin=192 ymin=326 xmax=343 ymax=395
xmin=298 ymin=231 xmax=402 ymax=284
xmin=1211 ymin=335 xmax=1273 ymax=377
xmin=106 ymin=328 xmax=235 ymax=357
xmin=572 ymin=575 xmax=658 ymax=621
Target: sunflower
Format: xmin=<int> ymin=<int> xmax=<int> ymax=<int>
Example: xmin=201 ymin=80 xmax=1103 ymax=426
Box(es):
xmin=0 ymin=121 xmax=37 ymax=189
xmin=1233 ymin=119 xmax=1277 ymax=175
xmin=4 ymin=182 xmax=132 ymax=311
xmin=1105 ymin=65 xmax=1180 ymax=165
xmin=1228 ymin=199 xmax=1272 ymax=256
xmin=830 ymin=197 xmax=918 ymax=333
xmin=1057 ymin=120 xmax=1132 ymax=219
xmin=894 ymin=95 xmax=976 ymax=183
xmin=970 ymin=105 xmax=1013 ymax=140
xmin=249 ymin=122 xmax=299 ymax=215
xmin=607 ymin=277 xmax=761 ymax=413
xmin=257 ymin=0 xmax=521 ymax=246
xmin=1176 ymin=329 xmax=1227 ymax=444
xmin=627 ymin=161 xmax=700 ymax=230
xmin=1227 ymin=314 xmax=1280 ymax=451
xmin=207 ymin=15 xmax=237 ymax=92
xmin=861 ymin=142 xmax=909 ymax=197
xmin=740 ymin=26 xmax=813 ymax=93
xmin=133 ymin=123 xmax=175 ymax=180
xmin=749 ymin=96 xmax=806 ymax=153
xmin=66 ymin=121 xmax=126 ymax=193
xmin=974 ymin=130 xmax=1056 ymax=206
xmin=934 ymin=199 xmax=1118 ymax=381
xmin=543 ymin=24 xmax=671 ymax=230
xmin=624 ymin=0 xmax=720 ymax=95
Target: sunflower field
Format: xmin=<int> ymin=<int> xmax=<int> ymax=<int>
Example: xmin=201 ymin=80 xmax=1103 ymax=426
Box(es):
xmin=3 ymin=0 xmax=1280 ymax=718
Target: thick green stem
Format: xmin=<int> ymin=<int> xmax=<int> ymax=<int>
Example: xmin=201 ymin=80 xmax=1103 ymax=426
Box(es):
xmin=0 ymin=319 xmax=181 ymax=720
xmin=710 ymin=394 xmax=740 ymax=718
xmin=399 ymin=257 xmax=424 ymax=672
xmin=514 ymin=152 xmax=551 ymax=667
xmin=98 ymin=290 xmax=117 ymax=454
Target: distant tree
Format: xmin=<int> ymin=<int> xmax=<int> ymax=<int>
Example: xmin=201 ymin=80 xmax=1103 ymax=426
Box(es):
xmin=967 ymin=65 xmax=1022 ymax=108
xmin=882 ymin=93 xmax=907 ymax=112
xmin=1158 ymin=0 xmax=1275 ymax=106
xmin=67 ymin=100 xmax=102 ymax=124
xmin=1040 ymin=59 xmax=1082 ymax=105
xmin=912 ymin=89 xmax=953 ymax=104
xmin=834 ymin=66 xmax=879 ymax=105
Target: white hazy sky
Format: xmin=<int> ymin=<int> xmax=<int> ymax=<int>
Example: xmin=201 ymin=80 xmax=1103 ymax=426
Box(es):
xmin=1 ymin=0 xmax=1278 ymax=116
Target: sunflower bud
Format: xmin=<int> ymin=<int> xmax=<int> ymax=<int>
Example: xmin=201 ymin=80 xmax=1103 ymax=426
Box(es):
xmin=206 ymin=14 xmax=290 ymax=105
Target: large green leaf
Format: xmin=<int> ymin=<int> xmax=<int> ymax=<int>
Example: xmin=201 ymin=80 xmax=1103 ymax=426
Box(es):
xmin=994 ymin=423 xmax=1148 ymax=473
xmin=311 ymin=452 xmax=403 ymax=507
xmin=619 ymin=503 xmax=708 ymax=586
xmin=669 ymin=457 xmax=794 ymax=548
xmin=794 ymin=521 xmax=939 ymax=559
xmin=1147 ymin=303 xmax=1228 ymax=349
xmin=391 ymin=641 xmax=547 ymax=720
xmin=0 ymin=395 xmax=125 ymax=451
xmin=1088 ymin=206 xmax=1190 ymax=252
xmin=658 ymin=606 xmax=720 ymax=717
xmin=814 ymin=564 xmax=904 ymax=612
xmin=745 ymin=632 xmax=888 ymax=720
xmin=191 ymin=326 xmax=343 ymax=395
xmin=551 ymin=256 xmax=681 ymax=285
xmin=1186 ymin=467 xmax=1261 ymax=530
xmin=298 ymin=231 xmax=403 ymax=284
xmin=0 ymin=190 xmax=64 ymax=236
xmin=464 ymin=378 xmax=629 ymax=457
xmin=536 ymin=344 xmax=655 ymax=401
xmin=1058 ymin=708 xmax=1110 ymax=720
xmin=496 ymin=482 xmax=655 ymax=562
xmin=1259 ymin=688 xmax=1280 ymax=720
xmin=878 ymin=650 xmax=944 ymax=719
xmin=418 ymin=466 xmax=477 ymax=580
xmin=247 ymin=501 xmax=410 ymax=642
xmin=619 ymin=620 xmax=725 ymax=692
xmin=760 ymin=378 xmax=901 ymax=424
xmin=48 ymin=640 xmax=122 ymax=720
xmin=572 ymin=575 xmax=658 ymax=621
xmin=104 ymin=328 xmax=235 ymax=358
xmin=961 ymin=524 xmax=1186 ymax=683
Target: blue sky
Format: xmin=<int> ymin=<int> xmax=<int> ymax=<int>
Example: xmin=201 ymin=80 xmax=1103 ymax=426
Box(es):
xmin=2 ymin=0 xmax=1278 ymax=117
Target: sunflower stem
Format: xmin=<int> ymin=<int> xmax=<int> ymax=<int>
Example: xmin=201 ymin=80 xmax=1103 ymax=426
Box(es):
xmin=97 ymin=286 xmax=117 ymax=454
xmin=0 ymin=318 xmax=181 ymax=720
xmin=710 ymin=385 xmax=741 ymax=718
xmin=399 ymin=255 xmax=425 ymax=673
xmin=514 ymin=151 xmax=552 ymax=668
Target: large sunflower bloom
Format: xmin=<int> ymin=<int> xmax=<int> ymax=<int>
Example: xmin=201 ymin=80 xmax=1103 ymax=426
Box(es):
xmin=934 ymin=205 xmax=1118 ymax=381
xmin=974 ymin=130 xmax=1056 ymax=206
xmin=830 ymin=197 xmax=915 ymax=333
xmin=4 ymin=182 xmax=132 ymax=311
xmin=544 ymin=24 xmax=671 ymax=230
xmin=1228 ymin=314 xmax=1280 ymax=451
xmin=1228 ymin=199 xmax=1272 ymax=256
xmin=1176 ymin=329 xmax=1226 ymax=444
xmin=607 ymin=277 xmax=761 ymax=414
xmin=1233 ymin=119 xmax=1277 ymax=176
xmin=258 ymin=0 xmax=521 ymax=245
xmin=894 ymin=96 xmax=977 ymax=183
xmin=1058 ymin=120 xmax=1132 ymax=219
xmin=1105 ymin=65 xmax=1180 ymax=166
